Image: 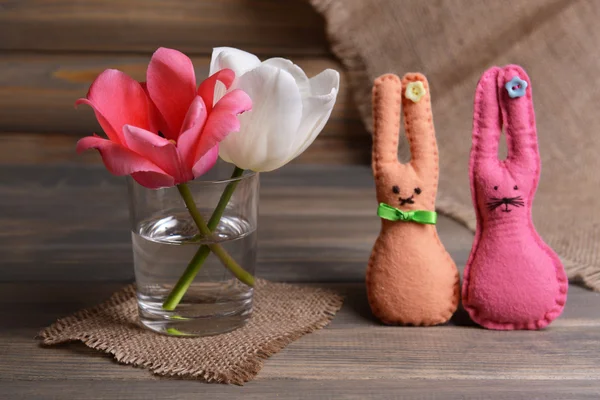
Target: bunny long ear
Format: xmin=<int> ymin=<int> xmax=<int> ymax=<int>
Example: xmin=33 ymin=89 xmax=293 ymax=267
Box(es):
xmin=372 ymin=74 xmax=402 ymax=173
xmin=498 ymin=65 xmax=540 ymax=171
xmin=401 ymin=73 xmax=438 ymax=176
xmin=471 ymin=66 xmax=503 ymax=168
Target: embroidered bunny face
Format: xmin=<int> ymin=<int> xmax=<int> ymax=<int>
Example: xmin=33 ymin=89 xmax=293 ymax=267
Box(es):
xmin=486 ymin=181 xmax=525 ymax=214
xmin=376 ymin=167 xmax=429 ymax=211
xmin=473 ymin=164 xmax=534 ymax=222
xmin=392 ymin=184 xmax=423 ymax=206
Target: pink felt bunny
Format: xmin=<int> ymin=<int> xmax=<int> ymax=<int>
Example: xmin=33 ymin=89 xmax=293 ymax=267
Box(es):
xmin=462 ymin=65 xmax=568 ymax=330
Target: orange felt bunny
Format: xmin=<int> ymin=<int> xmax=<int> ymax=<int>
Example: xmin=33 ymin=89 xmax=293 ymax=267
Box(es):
xmin=366 ymin=73 xmax=460 ymax=326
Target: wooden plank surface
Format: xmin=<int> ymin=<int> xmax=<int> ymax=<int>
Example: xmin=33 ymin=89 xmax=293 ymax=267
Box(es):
xmin=2 ymin=380 xmax=599 ymax=400
xmin=0 ymin=0 xmax=328 ymax=55
xmin=1 ymin=283 xmax=600 ymax=397
xmin=1 ymin=136 xmax=599 ymax=398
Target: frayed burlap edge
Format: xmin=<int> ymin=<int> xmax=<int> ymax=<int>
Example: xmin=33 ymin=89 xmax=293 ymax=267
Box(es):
xmin=307 ymin=0 xmax=600 ymax=292
xmin=39 ymin=282 xmax=344 ymax=385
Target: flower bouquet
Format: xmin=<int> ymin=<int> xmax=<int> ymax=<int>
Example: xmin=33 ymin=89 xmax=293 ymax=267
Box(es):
xmin=77 ymin=47 xmax=339 ymax=336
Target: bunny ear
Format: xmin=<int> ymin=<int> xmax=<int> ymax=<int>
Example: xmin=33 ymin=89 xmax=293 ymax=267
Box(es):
xmin=372 ymin=74 xmax=402 ymax=172
xmin=401 ymin=73 xmax=437 ymax=175
xmin=498 ymin=65 xmax=540 ymax=170
xmin=471 ymin=66 xmax=503 ymax=167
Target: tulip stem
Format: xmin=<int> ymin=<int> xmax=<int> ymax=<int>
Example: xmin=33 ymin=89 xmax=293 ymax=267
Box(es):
xmin=162 ymin=167 xmax=250 ymax=311
xmin=208 ymin=167 xmax=245 ymax=231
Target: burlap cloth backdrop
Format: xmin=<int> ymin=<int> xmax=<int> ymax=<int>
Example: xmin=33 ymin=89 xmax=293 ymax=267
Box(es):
xmin=309 ymin=0 xmax=600 ymax=290
xmin=40 ymin=280 xmax=342 ymax=384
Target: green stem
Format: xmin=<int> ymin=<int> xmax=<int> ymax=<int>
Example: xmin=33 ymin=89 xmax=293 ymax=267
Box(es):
xmin=208 ymin=167 xmax=244 ymax=231
xmin=162 ymin=246 xmax=211 ymax=310
xmin=162 ymin=167 xmax=250 ymax=310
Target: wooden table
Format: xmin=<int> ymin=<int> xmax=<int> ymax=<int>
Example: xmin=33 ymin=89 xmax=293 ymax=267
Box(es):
xmin=2 ymin=138 xmax=600 ymax=399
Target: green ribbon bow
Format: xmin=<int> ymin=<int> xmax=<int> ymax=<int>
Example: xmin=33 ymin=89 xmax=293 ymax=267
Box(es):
xmin=377 ymin=203 xmax=437 ymax=225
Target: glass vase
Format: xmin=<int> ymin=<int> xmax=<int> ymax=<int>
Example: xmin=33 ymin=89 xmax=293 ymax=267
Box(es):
xmin=127 ymin=166 xmax=259 ymax=337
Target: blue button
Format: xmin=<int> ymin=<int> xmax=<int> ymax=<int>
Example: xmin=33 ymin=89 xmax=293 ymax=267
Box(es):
xmin=505 ymin=76 xmax=528 ymax=98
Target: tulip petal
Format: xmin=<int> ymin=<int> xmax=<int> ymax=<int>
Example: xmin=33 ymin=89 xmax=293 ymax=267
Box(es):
xmin=288 ymin=69 xmax=340 ymax=162
xmin=197 ymin=69 xmax=235 ymax=112
xmin=218 ymin=64 xmax=302 ymax=172
xmin=122 ymin=125 xmax=191 ymax=183
xmin=192 ymin=145 xmax=219 ymax=178
xmin=309 ymin=68 xmax=341 ymax=97
xmin=262 ymin=58 xmax=310 ymax=98
xmin=177 ymin=96 xmax=208 ymax=168
xmin=75 ymin=69 xmax=150 ymax=144
xmin=194 ymin=89 xmax=252 ymax=163
xmin=210 ymin=47 xmax=262 ymax=78
xmin=140 ymin=82 xmax=171 ymax=140
xmin=76 ymin=135 xmax=174 ymax=189
xmin=210 ymin=48 xmax=261 ymax=103
xmin=147 ymin=47 xmax=197 ymax=140
xmin=128 ymin=171 xmax=175 ymax=189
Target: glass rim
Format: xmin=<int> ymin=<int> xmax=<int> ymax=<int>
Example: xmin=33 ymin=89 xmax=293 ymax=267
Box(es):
xmin=186 ymin=169 xmax=258 ymax=185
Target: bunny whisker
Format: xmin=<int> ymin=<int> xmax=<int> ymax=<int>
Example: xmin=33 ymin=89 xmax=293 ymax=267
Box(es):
xmin=487 ymin=194 xmax=526 ymax=212
xmin=487 ymin=201 xmax=504 ymax=211
xmin=508 ymin=200 xmax=525 ymax=207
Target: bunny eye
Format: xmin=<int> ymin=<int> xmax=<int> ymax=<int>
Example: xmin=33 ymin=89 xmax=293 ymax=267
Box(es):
xmin=514 ymin=185 xmax=519 ymax=190
xmin=392 ymin=186 xmax=400 ymax=194
xmin=494 ymin=186 xmax=499 ymax=190
xmin=414 ymin=187 xmax=422 ymax=195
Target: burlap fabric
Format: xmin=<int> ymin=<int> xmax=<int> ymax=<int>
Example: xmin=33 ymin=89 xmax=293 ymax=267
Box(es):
xmin=309 ymin=0 xmax=600 ymax=290
xmin=39 ymin=280 xmax=343 ymax=384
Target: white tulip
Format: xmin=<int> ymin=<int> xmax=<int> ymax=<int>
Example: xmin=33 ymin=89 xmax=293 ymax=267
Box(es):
xmin=209 ymin=47 xmax=340 ymax=172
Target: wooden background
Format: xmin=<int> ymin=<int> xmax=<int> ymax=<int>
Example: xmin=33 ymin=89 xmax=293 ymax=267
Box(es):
xmin=0 ymin=0 xmax=370 ymax=165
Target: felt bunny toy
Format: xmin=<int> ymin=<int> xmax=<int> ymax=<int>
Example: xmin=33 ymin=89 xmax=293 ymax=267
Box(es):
xmin=462 ymin=65 xmax=568 ymax=330
xmin=366 ymin=73 xmax=460 ymax=326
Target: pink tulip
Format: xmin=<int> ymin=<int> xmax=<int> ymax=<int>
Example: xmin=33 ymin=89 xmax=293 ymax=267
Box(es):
xmin=76 ymin=47 xmax=252 ymax=189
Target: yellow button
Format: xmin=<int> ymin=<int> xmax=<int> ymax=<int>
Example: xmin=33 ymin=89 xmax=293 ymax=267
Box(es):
xmin=405 ymin=81 xmax=426 ymax=103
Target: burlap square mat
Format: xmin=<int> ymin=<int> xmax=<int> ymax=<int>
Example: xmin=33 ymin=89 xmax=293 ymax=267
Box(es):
xmin=39 ymin=280 xmax=343 ymax=385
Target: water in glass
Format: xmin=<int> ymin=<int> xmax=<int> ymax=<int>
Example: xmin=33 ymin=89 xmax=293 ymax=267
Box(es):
xmin=132 ymin=211 xmax=256 ymax=336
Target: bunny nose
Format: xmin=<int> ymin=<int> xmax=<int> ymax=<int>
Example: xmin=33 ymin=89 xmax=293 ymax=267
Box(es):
xmin=502 ymin=197 xmax=509 ymax=202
